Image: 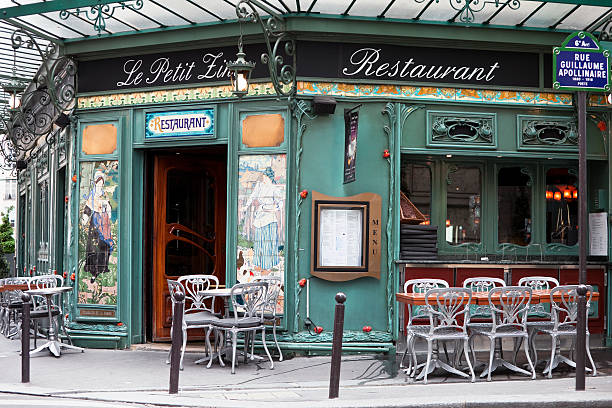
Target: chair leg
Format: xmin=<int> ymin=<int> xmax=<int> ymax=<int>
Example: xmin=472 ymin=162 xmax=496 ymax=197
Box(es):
xmin=463 ymin=338 xmax=475 ymax=383
xmin=487 ymin=338 xmax=495 ymax=382
xmin=512 ymin=337 xmax=522 ymax=366
xmin=166 ymin=326 xmax=172 ymax=365
xmin=272 ymin=323 xmax=282 ymax=361
xmin=261 ymin=327 xmax=273 ymax=369
xmin=231 ymin=331 xmax=238 ymax=374
xmin=523 ymin=335 xmax=536 ymax=379
xmin=204 ymin=326 xmax=213 ymax=365
xmin=546 ymin=335 xmax=556 ymax=379
xmin=410 ymin=336 xmax=418 ymax=378
xmin=423 ymin=340 xmax=433 ymax=385
xmin=180 ymin=328 xmax=187 ymax=371
xmin=586 ymin=333 xmax=596 ymax=377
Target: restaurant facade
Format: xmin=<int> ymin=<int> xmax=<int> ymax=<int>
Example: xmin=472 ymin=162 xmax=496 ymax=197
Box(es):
xmin=11 ymin=9 xmax=612 ymax=351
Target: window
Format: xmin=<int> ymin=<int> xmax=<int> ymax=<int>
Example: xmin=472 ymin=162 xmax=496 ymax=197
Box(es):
xmin=401 ymin=163 xmax=431 ymax=224
xmin=546 ymin=168 xmax=578 ymax=246
xmin=498 ymin=167 xmax=532 ymax=246
xmin=446 ymin=166 xmax=481 ymax=245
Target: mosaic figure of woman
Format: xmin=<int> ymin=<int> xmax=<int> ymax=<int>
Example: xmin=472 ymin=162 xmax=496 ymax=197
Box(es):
xmin=82 ymin=170 xmax=114 ymax=283
xmin=244 ymin=167 xmax=284 ymax=271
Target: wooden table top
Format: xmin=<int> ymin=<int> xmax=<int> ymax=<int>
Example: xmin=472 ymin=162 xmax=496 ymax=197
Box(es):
xmin=396 ymin=289 xmax=600 ymax=306
xmin=0 ymin=283 xmax=29 ymax=292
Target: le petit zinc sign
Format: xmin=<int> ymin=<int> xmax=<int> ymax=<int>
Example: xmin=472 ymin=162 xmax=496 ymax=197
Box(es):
xmin=145 ymin=109 xmax=214 ymax=139
xmin=553 ymin=31 xmax=611 ymax=92
xmin=78 ymin=42 xmax=545 ymax=93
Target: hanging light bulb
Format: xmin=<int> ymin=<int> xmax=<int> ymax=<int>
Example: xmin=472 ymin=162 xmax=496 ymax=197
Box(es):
xmin=563 ymin=189 xmax=571 ymax=199
xmin=546 ymin=191 xmax=553 ymax=200
xmin=554 ymin=192 xmax=562 ymax=201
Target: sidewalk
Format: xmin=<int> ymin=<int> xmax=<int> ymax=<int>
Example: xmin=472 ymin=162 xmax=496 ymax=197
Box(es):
xmin=1 ymin=336 xmax=611 ymax=407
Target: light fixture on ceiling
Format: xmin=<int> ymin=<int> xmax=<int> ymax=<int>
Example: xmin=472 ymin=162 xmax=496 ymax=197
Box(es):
xmin=227 ymin=23 xmax=255 ymax=99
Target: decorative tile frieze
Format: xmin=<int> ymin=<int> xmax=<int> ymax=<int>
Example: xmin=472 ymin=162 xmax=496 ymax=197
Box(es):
xmin=78 ymin=81 xmax=575 ymax=110
xmin=517 ymin=115 xmax=577 ymax=151
xmin=427 ymin=111 xmax=496 ymax=149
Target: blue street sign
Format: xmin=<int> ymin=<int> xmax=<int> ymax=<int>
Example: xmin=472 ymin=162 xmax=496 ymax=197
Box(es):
xmin=553 ymin=31 xmax=610 ymax=92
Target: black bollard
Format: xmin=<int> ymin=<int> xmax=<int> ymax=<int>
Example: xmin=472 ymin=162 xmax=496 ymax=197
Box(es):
xmin=21 ymin=293 xmax=30 ymax=383
xmin=329 ymin=292 xmax=346 ymax=399
xmin=576 ymin=284 xmax=588 ymax=391
xmin=169 ymin=291 xmax=184 ymax=394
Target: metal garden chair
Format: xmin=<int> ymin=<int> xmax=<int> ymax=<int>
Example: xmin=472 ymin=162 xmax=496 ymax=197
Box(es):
xmin=28 ymin=274 xmax=72 ymax=347
xmin=462 ymin=277 xmax=506 ymax=370
xmin=539 ymin=285 xmax=596 ymax=378
xmin=209 ymin=282 xmax=273 ymax=374
xmin=476 ymin=286 xmax=536 ymax=381
xmin=411 ymin=287 xmax=475 ymax=384
xmin=400 ymin=278 xmax=449 ymax=377
xmin=514 ymin=276 xmax=559 ymax=366
xmin=254 ymin=275 xmax=283 ymax=361
xmin=166 ymin=278 xmax=219 ymax=370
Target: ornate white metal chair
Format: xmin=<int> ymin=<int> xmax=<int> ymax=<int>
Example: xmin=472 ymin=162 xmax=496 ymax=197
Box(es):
xmin=462 ymin=277 xmax=506 ymax=370
xmin=166 ymin=277 xmax=219 ymax=370
xmin=210 ymin=282 xmax=273 ymax=374
xmin=476 ymin=286 xmax=536 ymax=381
xmin=411 ymin=287 xmax=475 ymax=384
xmin=28 ymin=274 xmax=71 ymax=347
xmin=254 ymin=275 xmax=283 ymax=361
xmin=400 ymin=278 xmax=449 ymax=377
xmin=539 ymin=285 xmax=596 ymax=378
xmin=514 ymin=276 xmax=559 ymax=365
xmin=3 ymin=277 xmax=31 ymax=339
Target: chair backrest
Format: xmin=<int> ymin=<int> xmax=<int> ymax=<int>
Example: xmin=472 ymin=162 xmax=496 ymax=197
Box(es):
xmin=404 ymin=278 xmax=450 ymax=323
xmin=463 ymin=277 xmax=506 ymax=292
xmin=463 ymin=277 xmax=506 ymax=320
xmin=28 ymin=275 xmax=61 ymax=309
xmin=177 ymin=275 xmax=219 ymax=314
xmin=424 ymin=287 xmax=472 ymax=334
xmin=230 ymin=282 xmax=268 ymax=320
xmin=28 ymin=274 xmax=59 ymax=290
xmin=254 ymin=276 xmax=281 ymax=317
xmin=549 ymin=285 xmax=593 ymax=330
xmin=518 ymin=276 xmax=559 ymax=319
xmin=518 ymin=276 xmax=559 ymax=290
xmin=404 ymin=278 xmax=449 ymax=294
xmin=488 ymin=286 xmax=532 ymax=331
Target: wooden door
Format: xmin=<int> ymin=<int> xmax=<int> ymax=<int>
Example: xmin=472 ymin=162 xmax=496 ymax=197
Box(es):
xmin=152 ymin=155 xmax=226 ymax=341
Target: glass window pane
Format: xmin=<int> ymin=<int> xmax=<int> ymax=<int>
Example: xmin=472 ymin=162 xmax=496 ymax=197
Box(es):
xmin=446 ymin=166 xmax=481 ymax=245
xmin=546 ymin=168 xmax=578 ymax=245
xmin=498 ymin=167 xmax=532 ymax=246
xmin=401 ymin=162 xmax=431 ymax=224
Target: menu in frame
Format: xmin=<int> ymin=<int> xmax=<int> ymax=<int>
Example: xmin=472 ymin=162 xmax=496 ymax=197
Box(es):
xmin=311 ymin=191 xmax=382 ymax=282
xmin=319 ymin=208 xmax=363 ymax=267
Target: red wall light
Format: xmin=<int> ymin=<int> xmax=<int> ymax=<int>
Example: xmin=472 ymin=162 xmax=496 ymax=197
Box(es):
xmin=554 ymin=192 xmax=562 ymax=201
xmin=546 ymin=191 xmax=553 ymax=199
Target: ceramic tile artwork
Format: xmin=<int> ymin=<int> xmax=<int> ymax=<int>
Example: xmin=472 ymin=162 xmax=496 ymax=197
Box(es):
xmin=77 ymin=160 xmax=120 ymax=306
xmin=237 ymin=154 xmax=286 ymax=314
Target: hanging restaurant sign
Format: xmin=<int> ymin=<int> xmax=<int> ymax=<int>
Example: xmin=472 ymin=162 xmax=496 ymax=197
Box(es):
xmin=553 ymin=31 xmax=611 ymax=92
xmin=78 ymin=42 xmax=547 ymax=93
xmin=145 ymin=109 xmax=214 ymax=139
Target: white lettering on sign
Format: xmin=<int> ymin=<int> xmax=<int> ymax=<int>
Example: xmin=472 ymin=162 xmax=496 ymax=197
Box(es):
xmin=341 ymin=48 xmax=501 ymax=82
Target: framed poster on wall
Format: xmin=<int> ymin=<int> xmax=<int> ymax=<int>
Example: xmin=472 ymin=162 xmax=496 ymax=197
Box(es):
xmin=311 ymin=191 xmax=381 ymax=281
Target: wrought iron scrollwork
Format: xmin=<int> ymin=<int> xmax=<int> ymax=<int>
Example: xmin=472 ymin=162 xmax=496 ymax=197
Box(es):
xmin=1 ymin=28 xmax=76 ymax=168
xmin=416 ymin=0 xmax=520 ymax=24
xmin=59 ymin=0 xmax=144 ymax=36
xmin=235 ymin=0 xmax=297 ymax=98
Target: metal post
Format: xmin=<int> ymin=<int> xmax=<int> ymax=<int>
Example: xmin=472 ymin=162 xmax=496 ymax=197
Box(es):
xmin=329 ymin=292 xmax=346 ymax=399
xmin=169 ymin=291 xmax=184 ymax=395
xmin=21 ymin=293 xmax=30 ymax=383
xmin=576 ymin=90 xmax=587 ymax=391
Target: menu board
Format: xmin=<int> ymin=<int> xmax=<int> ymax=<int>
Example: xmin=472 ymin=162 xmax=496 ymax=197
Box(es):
xmin=319 ymin=208 xmax=363 ymax=267
xmin=589 ymin=212 xmax=608 ymax=256
xmin=311 ymin=191 xmax=382 ymax=282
